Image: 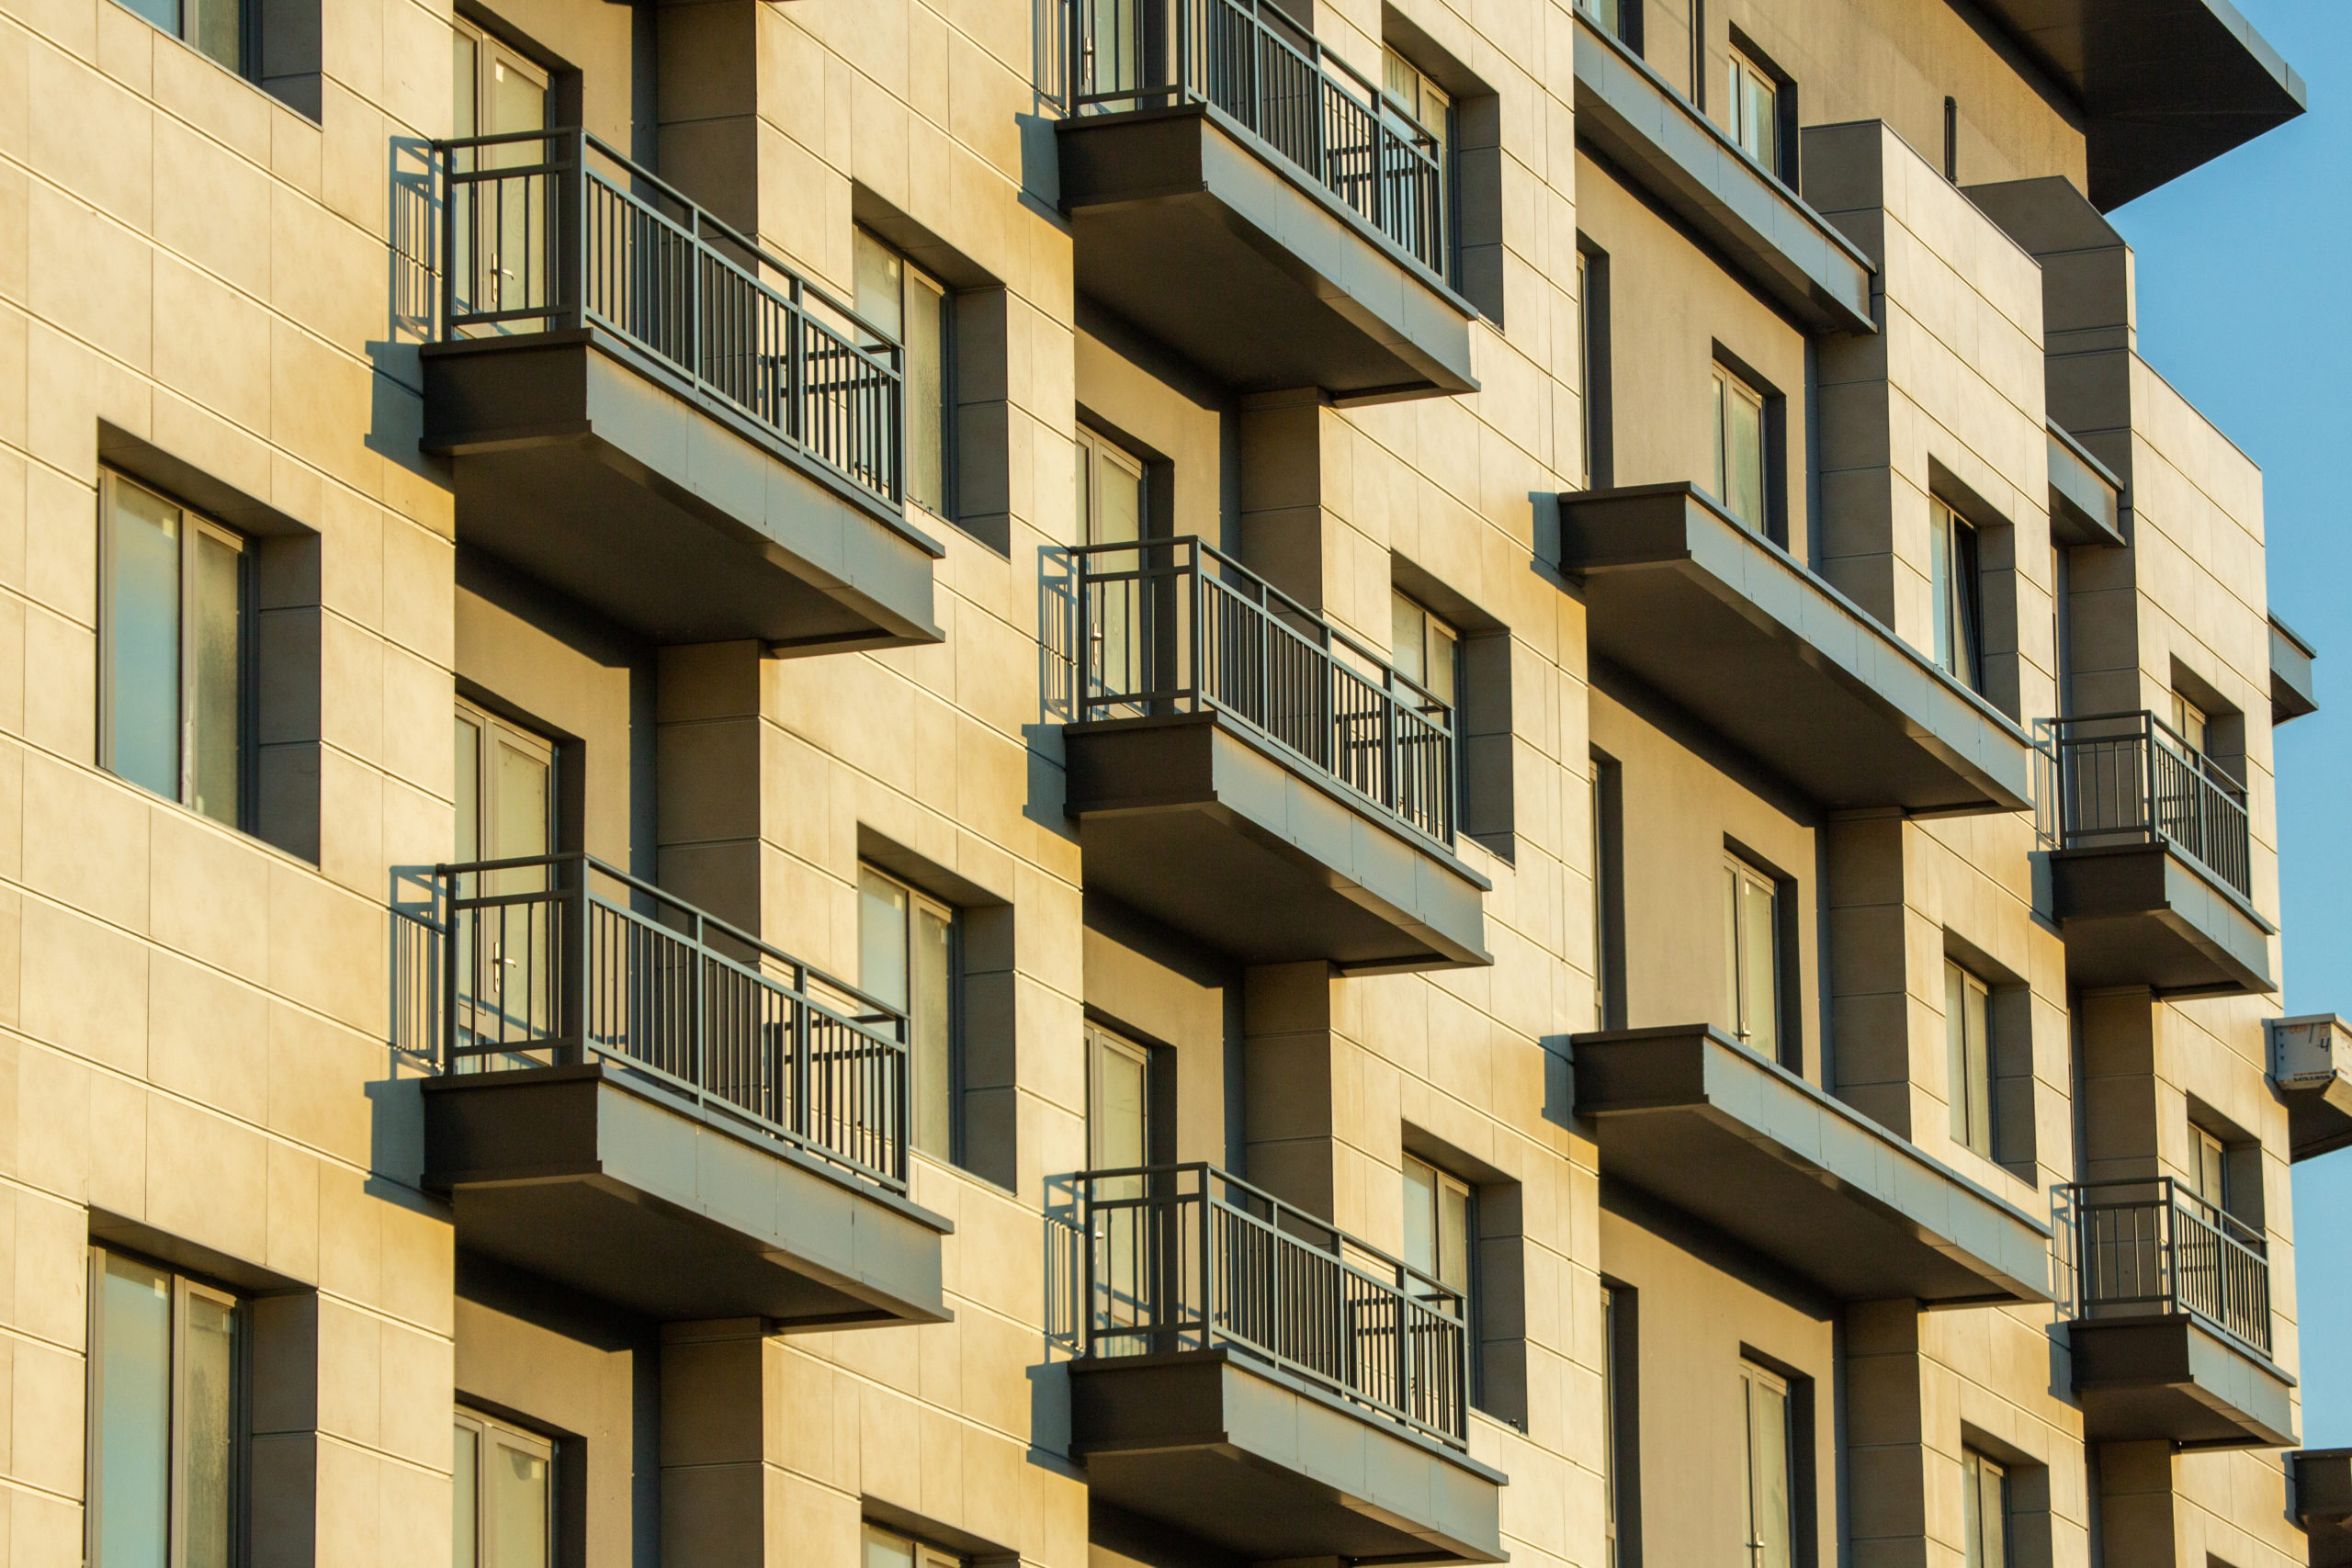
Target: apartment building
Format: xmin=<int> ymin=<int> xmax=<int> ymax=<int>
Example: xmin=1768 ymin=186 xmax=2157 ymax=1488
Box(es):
xmin=0 ymin=0 xmax=2341 ymax=1559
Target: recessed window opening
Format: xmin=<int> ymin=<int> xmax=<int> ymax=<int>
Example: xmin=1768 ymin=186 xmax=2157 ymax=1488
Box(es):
xmin=2191 ymin=1123 xmax=2231 ymax=1213
xmin=1942 ymin=96 xmax=1960 ymax=182
xmin=1381 ymin=46 xmax=1454 ymax=279
xmin=1945 ymin=958 xmax=1994 ymax=1160
xmin=1711 ymin=364 xmax=1768 ymax=534
xmin=859 ymin=863 xmax=961 ymax=1162
xmin=1728 ymin=46 xmax=1780 ymax=173
xmin=854 ymin=230 xmax=954 ymax=518
xmin=1390 ymin=590 xmax=1461 ymax=709
xmin=2170 ymin=688 xmax=2211 ymax=757
xmin=1961 ymin=1447 xmax=2009 ymax=1568
xmin=87 ymin=1247 xmax=245 ymax=1568
xmin=452 ymin=1407 xmax=554 ymax=1568
xmin=1929 ymin=498 xmax=1984 ymax=692
xmin=1724 ymin=854 xmax=1783 ymax=1062
xmin=1740 ymin=1358 xmax=1795 ymax=1568
xmin=100 ymin=471 xmax=254 ymax=833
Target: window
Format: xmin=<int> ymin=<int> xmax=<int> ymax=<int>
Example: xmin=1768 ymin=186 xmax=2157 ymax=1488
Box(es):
xmin=1089 ymin=1025 xmax=1150 ymax=1172
xmin=1724 ymin=856 xmax=1781 ymax=1061
xmin=452 ymin=1408 xmax=553 ymax=1568
xmin=450 ymin=22 xmax=551 ymax=326
xmin=87 ymin=1249 xmax=243 ymax=1568
xmin=1740 ymin=1359 xmax=1794 ymax=1568
xmin=1577 ymin=247 xmax=1610 ymax=489
xmin=100 ymin=472 xmax=252 ymax=831
xmin=1601 ymin=1284 xmax=1634 ymax=1567
xmin=453 ymin=703 xmax=558 ymax=1048
xmin=1962 ymin=1449 xmax=2009 ymax=1568
xmin=1076 ymin=425 xmax=1146 ymax=548
xmin=1942 ymin=96 xmax=1960 ymax=183
xmin=1581 ymin=0 xmax=1636 ymax=44
xmin=1929 ymin=498 xmax=1984 ymax=691
xmin=1592 ymin=751 xmax=1624 ymax=1030
xmin=2191 ymin=1123 xmax=2230 ymax=1213
xmin=854 ymin=230 xmax=953 ymax=517
xmin=1728 ymin=47 xmax=1780 ymax=174
xmin=864 ymin=1524 xmax=959 ymax=1568
xmin=1382 ymin=47 xmax=1453 ymax=275
xmin=1711 ymin=365 xmax=1767 ymax=533
xmin=1945 ymin=959 xmax=1994 ymax=1159
xmin=1390 ymin=590 xmax=1460 ymax=709
xmin=114 ymin=0 xmax=244 ymax=73
xmin=2170 ymin=689 xmax=2211 ymax=756
xmin=1077 ymin=426 xmax=1149 ymax=705
xmin=859 ymin=864 xmax=960 ymax=1162
xmin=1401 ymin=1154 xmax=1474 ymax=1302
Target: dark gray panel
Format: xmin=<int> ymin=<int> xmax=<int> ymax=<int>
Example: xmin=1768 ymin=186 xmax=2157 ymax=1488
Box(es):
xmin=2272 ymin=615 xmax=2319 ymax=725
xmin=1069 ymin=1351 xmax=1504 ymax=1565
xmin=422 ymin=1066 xmax=951 ymax=1326
xmin=2071 ymin=1315 xmax=2296 ymax=1449
xmin=2050 ymin=844 xmax=2275 ymax=997
xmin=1064 ymin=716 xmax=1490 ymax=970
xmin=1572 ymin=1024 xmax=2052 ymax=1306
xmin=422 ymin=331 xmax=942 ymax=651
xmin=1559 ymin=483 xmax=2034 ymax=815
xmin=1057 ymin=107 xmax=1475 ymax=401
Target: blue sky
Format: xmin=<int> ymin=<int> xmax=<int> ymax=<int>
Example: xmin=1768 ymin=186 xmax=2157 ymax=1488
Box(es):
xmin=2104 ymin=0 xmax=2352 ymax=1445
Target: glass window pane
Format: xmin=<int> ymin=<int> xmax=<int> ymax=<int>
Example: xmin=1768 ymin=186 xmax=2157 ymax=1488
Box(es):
xmin=486 ymin=51 xmax=547 ymax=135
xmin=454 ymin=1423 xmax=481 ymax=1568
xmin=1946 ymin=962 xmax=1970 ymax=1145
xmin=1093 ymin=446 xmax=1142 ymax=547
xmin=1724 ymin=864 xmax=1744 ymax=1038
xmin=455 ymin=715 xmax=483 ymax=863
xmin=1739 ymin=873 xmax=1778 ymax=1060
xmin=1746 ymin=1374 xmax=1792 ymax=1568
xmin=1401 ymin=1156 xmax=1437 ymax=1277
xmin=186 ymin=0 xmax=240 ymax=69
xmin=453 ymin=30 xmax=479 ymax=138
xmin=912 ymin=901 xmax=955 ymax=1159
xmin=1751 ymin=77 xmax=1778 ymax=171
xmin=1391 ymin=589 xmax=1426 ymax=687
xmin=120 ymin=0 xmax=180 ymax=38
xmin=1712 ymin=374 xmax=1728 ymax=504
xmin=1730 ymin=386 xmax=1765 ymax=528
xmin=865 ymin=1526 xmax=916 ymax=1568
xmin=1428 ymin=620 xmax=1458 ymax=709
xmin=491 ymin=738 xmax=550 ymax=863
xmin=488 ymin=1435 xmax=549 ymax=1568
xmin=178 ymin=1290 xmax=240 ymax=1568
xmin=1091 ymin=1035 xmax=1148 ymax=1171
xmin=859 ymin=868 xmax=911 ymax=1013
xmin=190 ymin=528 xmax=245 ymax=829
xmin=107 ymin=481 xmax=183 ymax=802
xmin=906 ymin=269 xmax=949 ymax=515
xmin=1962 ymin=977 xmax=1992 ymax=1158
xmin=96 ymin=1252 xmax=173 ymax=1568
xmin=854 ymin=231 xmax=904 ymax=343
xmin=1437 ymin=1175 xmax=1471 ymax=1293
xmin=1930 ymin=503 xmax=1955 ymax=673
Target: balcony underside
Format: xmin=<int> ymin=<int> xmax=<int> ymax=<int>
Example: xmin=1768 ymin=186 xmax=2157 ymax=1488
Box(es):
xmin=1064 ymin=713 xmax=1489 ymax=971
xmin=2071 ymin=1314 xmax=2295 ymax=1450
xmin=1057 ymin=107 xmax=1476 ymax=402
xmin=1572 ymin=18 xmax=1874 ymax=335
xmin=1069 ymin=1349 xmax=1505 ymax=1565
xmin=422 ymin=330 xmax=943 ymax=651
xmin=2282 ymin=1074 xmax=2352 ymax=1164
xmin=2050 ymin=844 xmax=2275 ymax=997
xmin=1574 ymin=1025 xmax=2052 ymax=1306
xmin=2294 ymin=1450 xmax=2352 ymax=1566
xmin=421 ymin=1064 xmax=951 ymax=1326
xmin=1561 ymin=484 xmax=2034 ymax=815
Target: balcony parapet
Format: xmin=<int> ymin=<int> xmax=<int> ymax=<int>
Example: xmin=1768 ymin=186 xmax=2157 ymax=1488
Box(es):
xmin=422 ymin=130 xmax=941 ymax=650
xmin=419 ymin=853 xmax=950 ymax=1325
xmin=1063 ymin=538 xmax=1488 ymax=970
xmin=1060 ymin=1163 xmax=1504 ymax=1564
xmin=2273 ymin=614 xmax=2320 ymax=725
xmin=2035 ymin=710 xmax=2273 ymax=996
xmin=2061 ymin=1177 xmax=2292 ymax=1449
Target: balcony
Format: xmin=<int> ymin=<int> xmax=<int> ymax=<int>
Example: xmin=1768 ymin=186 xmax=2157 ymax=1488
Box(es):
xmin=1571 ymin=12 xmax=1873 ymax=334
xmin=2048 ymin=423 xmax=2126 ymax=547
xmin=2037 ymin=711 xmax=2275 ymax=996
xmin=1558 ymin=483 xmax=2034 ymax=815
xmin=1062 ymin=1164 xmax=1505 ymax=1563
xmin=420 ymin=854 xmax=951 ymax=1326
xmin=1051 ymin=0 xmax=1476 ymax=401
xmin=423 ymin=130 xmax=942 ymax=651
xmin=2274 ymin=615 xmax=2320 ymax=725
xmin=2294 ymin=1450 xmax=2352 ymax=1567
xmin=2270 ymin=1015 xmax=2352 ymax=1163
xmin=1062 ymin=538 xmax=1488 ymax=971
xmin=1571 ymin=1025 xmax=2052 ymax=1306
xmin=2064 ymin=1178 xmax=2292 ymax=1449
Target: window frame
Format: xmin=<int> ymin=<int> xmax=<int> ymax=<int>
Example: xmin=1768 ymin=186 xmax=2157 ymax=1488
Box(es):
xmin=854 ymin=227 xmax=956 ymax=520
xmin=98 ymin=469 xmax=257 ymax=834
xmin=1724 ymin=854 xmax=1784 ymax=1063
xmin=1961 ymin=1447 xmax=2010 ymax=1568
xmin=1738 ymin=1358 xmax=1796 ymax=1568
xmin=1929 ymin=497 xmax=1984 ymax=692
xmin=2191 ymin=1122 xmax=2231 ymax=1213
xmin=857 ymin=862 xmax=963 ymax=1165
xmin=1390 ymin=589 xmax=1462 ymax=711
xmin=86 ymin=1247 xmax=248 ymax=1568
xmin=1945 ymin=958 xmax=1995 ymax=1160
xmin=452 ymin=1406 xmax=557 ymax=1568
xmin=1710 ymin=364 xmax=1769 ymax=535
xmin=1727 ymin=46 xmax=1781 ymax=175
xmin=2170 ymin=689 xmax=2211 ymax=757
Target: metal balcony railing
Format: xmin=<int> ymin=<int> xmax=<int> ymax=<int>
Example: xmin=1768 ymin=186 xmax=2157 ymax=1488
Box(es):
xmin=435 ymin=853 xmax=910 ymax=1192
xmin=2065 ymin=1177 xmax=2272 ymax=1358
xmin=1071 ymin=1163 xmax=1471 ymax=1448
xmin=432 ymin=128 xmax=905 ymax=511
xmin=1058 ymin=0 xmax=1448 ymax=276
xmin=2035 ymin=710 xmax=2253 ymax=900
xmin=1072 ymin=536 xmax=1457 ymax=846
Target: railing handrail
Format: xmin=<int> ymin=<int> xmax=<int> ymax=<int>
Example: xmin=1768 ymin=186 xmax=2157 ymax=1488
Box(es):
xmin=2063 ymin=1176 xmax=2272 ymax=1357
xmin=436 ymin=850 xmax=904 ymax=1028
xmin=2066 ymin=1175 xmax=2267 ymax=1255
xmin=1068 ymin=536 xmax=1457 ymax=728
xmin=2046 ymin=709 xmax=2247 ymax=797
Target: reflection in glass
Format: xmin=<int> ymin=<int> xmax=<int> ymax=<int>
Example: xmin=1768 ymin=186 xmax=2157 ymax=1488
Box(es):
xmin=96 ymin=1254 xmax=173 ymax=1568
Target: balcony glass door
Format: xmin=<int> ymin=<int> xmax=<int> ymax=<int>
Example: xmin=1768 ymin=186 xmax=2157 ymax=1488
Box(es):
xmin=1079 ymin=427 xmax=1149 ymax=713
xmin=454 ymin=702 xmax=557 ymax=1057
xmin=1089 ymin=1026 xmax=1153 ymax=1349
xmin=452 ymin=22 xmax=551 ymax=327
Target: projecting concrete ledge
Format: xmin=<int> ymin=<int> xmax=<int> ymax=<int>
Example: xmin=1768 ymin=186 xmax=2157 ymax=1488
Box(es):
xmin=2049 ymin=842 xmax=2275 ymax=998
xmin=1068 ymin=1348 xmax=1506 ymax=1565
xmin=422 ymin=1064 xmax=952 ymax=1327
xmin=2071 ymin=1314 xmax=2295 ymax=1450
xmin=1572 ymin=1024 xmax=2052 ymax=1305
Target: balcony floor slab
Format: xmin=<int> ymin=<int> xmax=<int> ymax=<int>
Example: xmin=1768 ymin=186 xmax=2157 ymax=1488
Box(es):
xmin=2071 ymin=1314 xmax=2296 ymax=1450
xmin=2050 ymin=842 xmax=2275 ymax=997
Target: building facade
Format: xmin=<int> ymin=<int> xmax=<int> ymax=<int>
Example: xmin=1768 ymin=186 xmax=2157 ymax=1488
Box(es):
xmin=0 ymin=0 xmax=2342 ymax=1562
